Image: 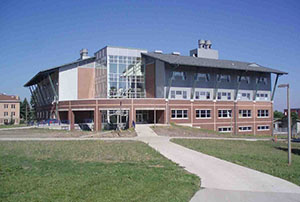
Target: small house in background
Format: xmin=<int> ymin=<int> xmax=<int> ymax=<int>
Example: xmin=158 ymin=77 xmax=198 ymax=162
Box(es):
xmin=284 ymin=108 xmax=300 ymax=119
xmin=0 ymin=93 xmax=21 ymax=125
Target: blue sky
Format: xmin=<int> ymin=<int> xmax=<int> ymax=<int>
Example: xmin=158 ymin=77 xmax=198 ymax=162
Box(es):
xmin=0 ymin=0 xmax=299 ymax=111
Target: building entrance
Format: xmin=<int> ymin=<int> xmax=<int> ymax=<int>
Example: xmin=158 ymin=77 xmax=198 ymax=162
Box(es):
xmin=135 ymin=110 xmax=165 ymax=124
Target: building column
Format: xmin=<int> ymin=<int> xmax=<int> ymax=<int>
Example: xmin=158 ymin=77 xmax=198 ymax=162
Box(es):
xmin=68 ymin=109 xmax=75 ymax=131
xmin=94 ymin=107 xmax=102 ymax=131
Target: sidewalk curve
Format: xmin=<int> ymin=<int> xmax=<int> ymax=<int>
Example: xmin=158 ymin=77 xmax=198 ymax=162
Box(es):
xmin=135 ymin=124 xmax=300 ymax=202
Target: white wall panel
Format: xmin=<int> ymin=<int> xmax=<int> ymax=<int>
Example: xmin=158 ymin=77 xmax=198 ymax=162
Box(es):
xmin=59 ymin=64 xmax=78 ymax=101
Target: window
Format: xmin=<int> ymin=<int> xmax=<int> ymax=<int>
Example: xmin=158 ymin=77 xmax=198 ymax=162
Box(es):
xmin=11 ymin=112 xmax=15 ymax=116
xmin=171 ymin=109 xmax=188 ymax=119
xmin=239 ymin=110 xmax=251 ymax=118
xmin=218 ymin=74 xmax=231 ymax=82
xmin=4 ymin=104 xmax=8 ymax=108
xmin=196 ymin=109 xmax=211 ymax=118
xmin=195 ymin=73 xmax=210 ymax=82
xmin=11 ymin=104 xmax=15 ymax=109
xmin=257 ymin=110 xmax=269 ymax=118
xmin=4 ymin=112 xmax=8 ymax=116
xmin=237 ymin=76 xmax=250 ymax=84
xmin=218 ymin=127 xmax=232 ymax=133
xmin=257 ymin=77 xmax=267 ymax=85
xmin=239 ymin=126 xmax=252 ymax=132
xmin=218 ymin=110 xmax=232 ymax=118
xmin=171 ymin=91 xmax=175 ymax=99
xmin=183 ymin=91 xmax=187 ymax=99
xmin=170 ymin=90 xmax=189 ymax=99
xmin=256 ymin=93 xmax=269 ymax=100
xmin=172 ymin=71 xmax=186 ymax=80
xmin=258 ymin=125 xmax=270 ymax=131
xmin=238 ymin=93 xmax=251 ymax=100
xmin=195 ymin=91 xmax=210 ymax=100
xmin=217 ymin=92 xmax=231 ymax=100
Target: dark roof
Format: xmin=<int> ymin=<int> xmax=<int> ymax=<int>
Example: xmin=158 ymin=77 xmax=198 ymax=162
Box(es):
xmin=24 ymin=57 xmax=96 ymax=87
xmin=142 ymin=53 xmax=287 ymax=75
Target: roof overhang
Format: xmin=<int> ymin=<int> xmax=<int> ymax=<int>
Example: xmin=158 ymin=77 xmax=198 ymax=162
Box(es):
xmin=24 ymin=56 xmax=96 ymax=87
xmin=142 ymin=53 xmax=288 ymax=75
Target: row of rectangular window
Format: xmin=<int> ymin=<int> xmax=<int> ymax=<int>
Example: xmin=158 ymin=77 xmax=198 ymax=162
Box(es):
xmin=171 ymin=109 xmax=269 ymax=119
xmin=109 ymin=55 xmax=141 ymax=64
xmin=3 ymin=104 xmax=16 ymax=109
xmin=170 ymin=90 xmax=268 ymax=101
xmin=170 ymin=71 xmax=268 ymax=85
xmin=3 ymin=112 xmax=15 ymax=116
xmin=218 ymin=125 xmax=270 ymax=133
xmin=171 ymin=110 xmax=188 ymax=119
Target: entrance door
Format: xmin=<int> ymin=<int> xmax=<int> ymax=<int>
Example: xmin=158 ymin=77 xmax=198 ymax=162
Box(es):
xmin=136 ymin=113 xmax=143 ymax=123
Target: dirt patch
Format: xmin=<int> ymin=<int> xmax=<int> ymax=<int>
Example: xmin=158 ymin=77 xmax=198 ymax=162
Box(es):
xmin=152 ymin=125 xmax=221 ymax=137
xmin=152 ymin=124 xmax=274 ymax=138
xmin=0 ymin=128 xmax=137 ymax=138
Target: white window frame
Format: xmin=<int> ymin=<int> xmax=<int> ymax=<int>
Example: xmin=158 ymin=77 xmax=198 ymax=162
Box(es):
xmin=169 ymin=89 xmax=189 ymax=100
xmin=218 ymin=109 xmax=232 ymax=118
xmin=171 ymin=109 xmax=188 ymax=119
xmin=238 ymin=109 xmax=252 ymax=118
xmin=195 ymin=91 xmax=211 ymax=100
xmin=195 ymin=109 xmax=211 ymax=119
xmin=257 ymin=125 xmax=270 ymax=131
xmin=217 ymin=92 xmax=232 ymax=100
xmin=238 ymin=126 xmax=252 ymax=132
xmin=257 ymin=109 xmax=269 ymax=118
xmin=218 ymin=126 xmax=232 ymax=133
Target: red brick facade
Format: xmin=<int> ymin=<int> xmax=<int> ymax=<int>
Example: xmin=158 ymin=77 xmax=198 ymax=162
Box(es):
xmin=58 ymin=98 xmax=273 ymax=135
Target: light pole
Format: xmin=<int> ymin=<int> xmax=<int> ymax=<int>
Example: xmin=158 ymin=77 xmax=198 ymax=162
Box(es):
xmin=278 ymin=84 xmax=291 ymax=165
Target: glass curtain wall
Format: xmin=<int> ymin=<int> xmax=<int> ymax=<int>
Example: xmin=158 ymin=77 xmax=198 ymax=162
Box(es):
xmin=108 ymin=55 xmax=145 ymax=98
xmin=95 ymin=55 xmax=107 ymax=98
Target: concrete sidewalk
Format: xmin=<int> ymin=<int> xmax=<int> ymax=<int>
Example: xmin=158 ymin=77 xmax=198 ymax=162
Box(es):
xmin=135 ymin=124 xmax=300 ymax=202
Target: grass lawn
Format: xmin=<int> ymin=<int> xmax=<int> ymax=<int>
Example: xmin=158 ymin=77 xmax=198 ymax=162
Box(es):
xmin=0 ymin=124 xmax=27 ymax=129
xmin=172 ymin=139 xmax=300 ymax=186
xmin=0 ymin=141 xmax=199 ymax=202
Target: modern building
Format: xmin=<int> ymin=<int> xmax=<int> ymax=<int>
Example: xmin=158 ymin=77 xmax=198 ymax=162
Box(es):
xmin=0 ymin=93 xmax=20 ymax=125
xmin=24 ymin=40 xmax=287 ymax=135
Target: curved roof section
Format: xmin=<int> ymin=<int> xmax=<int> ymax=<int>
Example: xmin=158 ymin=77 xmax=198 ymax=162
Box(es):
xmin=142 ymin=52 xmax=287 ymax=75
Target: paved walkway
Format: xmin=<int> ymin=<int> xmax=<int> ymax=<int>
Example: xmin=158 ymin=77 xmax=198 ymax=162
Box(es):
xmin=135 ymin=125 xmax=300 ymax=202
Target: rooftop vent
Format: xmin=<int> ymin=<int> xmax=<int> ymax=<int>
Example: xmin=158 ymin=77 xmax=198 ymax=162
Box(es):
xmin=172 ymin=52 xmax=180 ymax=56
xmin=80 ymin=48 xmax=90 ymax=60
xmin=154 ymin=50 xmax=163 ymax=54
xmin=205 ymin=40 xmax=212 ymax=49
xmin=191 ymin=39 xmax=219 ymax=59
xmin=198 ymin=39 xmax=206 ymax=48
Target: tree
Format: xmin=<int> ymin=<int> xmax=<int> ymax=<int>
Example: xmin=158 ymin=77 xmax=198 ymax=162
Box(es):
xmin=30 ymin=95 xmax=36 ymax=121
xmin=274 ymin=110 xmax=284 ymax=119
xmin=20 ymin=98 xmax=30 ymax=123
xmin=281 ymin=112 xmax=298 ymax=138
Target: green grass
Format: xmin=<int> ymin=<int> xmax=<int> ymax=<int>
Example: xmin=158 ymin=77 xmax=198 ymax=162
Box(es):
xmin=0 ymin=124 xmax=27 ymax=129
xmin=0 ymin=141 xmax=199 ymax=202
xmin=172 ymin=139 xmax=300 ymax=186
